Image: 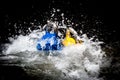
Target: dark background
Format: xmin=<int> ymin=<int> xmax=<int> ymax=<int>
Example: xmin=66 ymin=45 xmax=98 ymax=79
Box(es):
xmin=0 ymin=0 xmax=120 ymax=44
xmin=0 ymin=0 xmax=120 ymax=80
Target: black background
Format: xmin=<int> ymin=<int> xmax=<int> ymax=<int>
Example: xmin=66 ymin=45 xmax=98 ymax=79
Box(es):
xmin=0 ymin=0 xmax=120 ymax=80
xmin=0 ymin=0 xmax=120 ymax=44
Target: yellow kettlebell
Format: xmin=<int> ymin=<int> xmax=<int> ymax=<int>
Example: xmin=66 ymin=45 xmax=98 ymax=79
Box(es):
xmin=62 ymin=29 xmax=76 ymax=46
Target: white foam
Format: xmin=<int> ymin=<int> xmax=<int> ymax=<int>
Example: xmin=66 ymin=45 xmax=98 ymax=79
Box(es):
xmin=3 ymin=21 xmax=108 ymax=80
xmin=52 ymin=41 xmax=105 ymax=79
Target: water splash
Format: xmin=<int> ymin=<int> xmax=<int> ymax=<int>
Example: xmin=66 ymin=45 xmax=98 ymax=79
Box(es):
xmin=1 ymin=9 xmax=108 ymax=80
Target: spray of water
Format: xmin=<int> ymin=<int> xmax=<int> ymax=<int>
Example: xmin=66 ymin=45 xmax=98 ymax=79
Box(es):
xmin=1 ymin=9 xmax=109 ymax=80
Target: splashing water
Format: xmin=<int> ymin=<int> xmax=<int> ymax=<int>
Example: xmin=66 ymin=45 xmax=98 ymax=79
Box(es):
xmin=1 ymin=10 xmax=108 ymax=80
